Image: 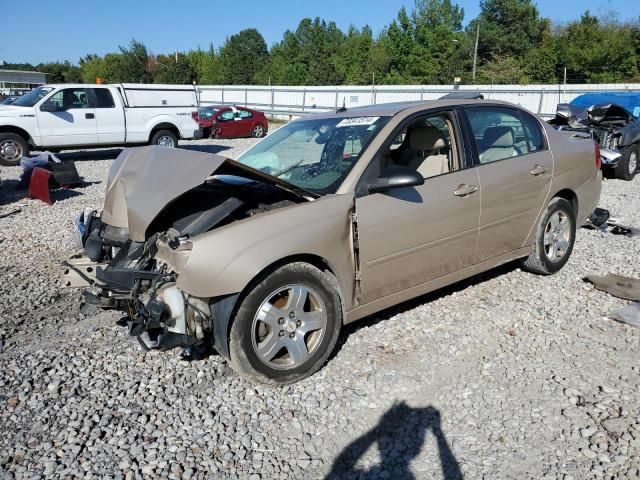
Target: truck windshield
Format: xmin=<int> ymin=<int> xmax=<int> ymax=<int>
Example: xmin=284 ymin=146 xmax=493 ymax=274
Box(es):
xmin=236 ymin=115 xmax=390 ymax=195
xmin=12 ymin=87 xmax=54 ymax=107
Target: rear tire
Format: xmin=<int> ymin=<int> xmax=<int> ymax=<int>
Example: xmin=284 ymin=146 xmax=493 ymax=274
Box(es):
xmin=521 ymin=197 xmax=576 ymax=275
xmin=229 ymin=262 xmax=342 ymax=385
xmin=150 ymin=130 xmax=178 ymax=148
xmin=251 ymin=124 xmax=266 ymax=138
xmin=0 ymin=133 xmax=29 ymax=166
xmin=615 ymin=144 xmax=639 ymax=181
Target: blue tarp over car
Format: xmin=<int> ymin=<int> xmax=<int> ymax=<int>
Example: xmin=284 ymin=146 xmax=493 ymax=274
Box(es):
xmin=570 ymin=93 xmax=640 ymax=118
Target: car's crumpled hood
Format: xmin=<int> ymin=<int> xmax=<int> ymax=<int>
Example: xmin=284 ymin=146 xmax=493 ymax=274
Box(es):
xmin=102 ymin=146 xmax=314 ymax=242
xmin=550 ymin=102 xmax=636 ymax=129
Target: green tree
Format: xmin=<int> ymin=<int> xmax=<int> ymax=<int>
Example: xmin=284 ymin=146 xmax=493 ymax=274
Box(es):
xmin=556 ymin=12 xmax=639 ymax=83
xmin=256 ymin=30 xmax=306 ymax=85
xmin=80 ymin=54 xmax=106 ymax=83
xmin=151 ymin=53 xmax=197 ymax=84
xmin=476 ymin=54 xmax=530 ymax=83
xmin=409 ymin=0 xmax=465 ymax=83
xmin=36 ymin=61 xmax=81 ymax=83
xmin=335 ymin=25 xmax=374 ymax=85
xmin=114 ymin=39 xmax=152 ymax=83
xmin=472 ymin=0 xmax=547 ymax=61
xmin=258 ymin=18 xmax=346 ymax=85
xmin=523 ymin=20 xmax=559 ymax=83
xmin=383 ymin=7 xmax=415 ymax=82
xmin=219 ymin=28 xmax=269 ymax=84
xmin=186 ymin=45 xmax=223 ymax=84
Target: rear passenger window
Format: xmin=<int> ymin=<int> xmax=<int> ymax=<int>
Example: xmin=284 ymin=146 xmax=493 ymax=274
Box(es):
xmin=521 ymin=113 xmax=545 ymax=152
xmin=237 ymin=109 xmax=253 ymax=119
xmin=93 ymin=89 xmax=115 ymax=108
xmin=219 ymin=110 xmax=234 ymax=121
xmin=465 ymin=107 xmax=532 ymax=164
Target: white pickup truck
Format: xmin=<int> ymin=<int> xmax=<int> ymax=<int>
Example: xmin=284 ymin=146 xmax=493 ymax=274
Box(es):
xmin=0 ymin=83 xmax=203 ymax=166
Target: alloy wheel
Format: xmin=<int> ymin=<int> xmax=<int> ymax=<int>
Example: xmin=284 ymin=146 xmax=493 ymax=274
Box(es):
xmin=253 ymin=125 xmax=264 ymax=137
xmin=629 ymin=151 xmax=638 ymax=175
xmin=251 ymin=284 xmax=327 ymax=370
xmin=543 ymin=211 xmax=571 ymax=261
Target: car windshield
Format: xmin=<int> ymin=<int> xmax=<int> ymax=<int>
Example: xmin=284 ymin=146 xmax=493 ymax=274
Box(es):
xmin=236 ymin=115 xmax=390 ymax=195
xmin=12 ymin=87 xmax=54 ymax=107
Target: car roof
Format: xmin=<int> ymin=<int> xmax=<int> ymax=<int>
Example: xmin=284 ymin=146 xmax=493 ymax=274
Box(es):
xmin=301 ymin=99 xmax=521 ymax=120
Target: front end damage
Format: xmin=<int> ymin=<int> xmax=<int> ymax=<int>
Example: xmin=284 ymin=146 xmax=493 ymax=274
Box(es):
xmin=549 ymin=102 xmax=638 ymax=168
xmin=62 ymin=146 xmax=312 ymax=355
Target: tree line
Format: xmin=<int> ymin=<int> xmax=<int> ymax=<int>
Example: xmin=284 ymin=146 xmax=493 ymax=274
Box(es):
xmin=5 ymin=0 xmax=640 ymax=86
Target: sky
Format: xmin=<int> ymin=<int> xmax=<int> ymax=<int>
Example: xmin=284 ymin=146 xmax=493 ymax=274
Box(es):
xmin=0 ymin=0 xmax=636 ymax=65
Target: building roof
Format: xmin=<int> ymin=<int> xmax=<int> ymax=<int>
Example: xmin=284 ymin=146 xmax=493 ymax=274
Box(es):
xmin=0 ymin=69 xmax=48 ymax=85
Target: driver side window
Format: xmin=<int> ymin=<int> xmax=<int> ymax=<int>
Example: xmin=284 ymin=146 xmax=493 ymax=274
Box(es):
xmin=46 ymin=88 xmax=91 ymax=110
xmin=380 ymin=112 xmax=460 ymax=179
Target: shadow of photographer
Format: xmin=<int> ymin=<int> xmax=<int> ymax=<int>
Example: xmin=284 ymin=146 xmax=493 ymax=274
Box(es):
xmin=326 ymin=402 xmax=462 ymax=480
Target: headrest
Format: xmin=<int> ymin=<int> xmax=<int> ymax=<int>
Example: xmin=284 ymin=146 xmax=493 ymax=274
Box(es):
xmin=410 ymin=126 xmax=446 ymax=151
xmin=483 ymin=126 xmax=514 ymax=148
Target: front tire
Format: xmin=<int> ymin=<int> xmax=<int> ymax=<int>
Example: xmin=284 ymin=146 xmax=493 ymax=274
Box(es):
xmin=521 ymin=197 xmax=576 ymax=275
xmin=150 ymin=130 xmax=178 ymax=148
xmin=0 ymin=133 xmax=29 ymax=166
xmin=229 ymin=262 xmax=342 ymax=385
xmin=615 ymin=144 xmax=638 ymax=181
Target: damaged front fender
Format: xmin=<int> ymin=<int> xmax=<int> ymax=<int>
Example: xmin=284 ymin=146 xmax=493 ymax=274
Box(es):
xmin=175 ymin=193 xmax=357 ymax=309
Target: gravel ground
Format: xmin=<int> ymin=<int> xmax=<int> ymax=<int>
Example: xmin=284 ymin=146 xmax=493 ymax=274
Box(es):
xmin=1 ymin=136 xmax=639 ymax=480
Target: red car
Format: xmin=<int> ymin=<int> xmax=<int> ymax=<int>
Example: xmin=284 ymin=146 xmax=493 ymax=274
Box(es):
xmin=194 ymin=105 xmax=268 ymax=139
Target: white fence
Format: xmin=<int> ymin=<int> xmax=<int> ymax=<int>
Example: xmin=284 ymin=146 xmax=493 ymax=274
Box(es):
xmin=196 ymin=83 xmax=640 ymax=119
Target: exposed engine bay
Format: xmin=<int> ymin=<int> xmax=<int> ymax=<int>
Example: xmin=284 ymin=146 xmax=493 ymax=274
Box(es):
xmin=549 ymin=102 xmax=640 ymax=167
xmin=62 ymin=147 xmax=309 ymax=355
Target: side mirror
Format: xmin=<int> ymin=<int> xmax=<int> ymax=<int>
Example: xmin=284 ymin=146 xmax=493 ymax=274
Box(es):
xmin=40 ymin=101 xmax=60 ymax=112
xmin=367 ymin=165 xmax=424 ymax=194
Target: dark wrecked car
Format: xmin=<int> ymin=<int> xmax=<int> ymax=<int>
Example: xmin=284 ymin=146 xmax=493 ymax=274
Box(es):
xmin=549 ymin=92 xmax=640 ymax=180
xmin=63 ymin=99 xmax=601 ymax=385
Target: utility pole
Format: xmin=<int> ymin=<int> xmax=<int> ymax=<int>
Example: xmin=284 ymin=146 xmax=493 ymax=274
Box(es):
xmin=563 ymin=67 xmax=567 ymax=94
xmin=472 ymin=22 xmax=480 ymax=82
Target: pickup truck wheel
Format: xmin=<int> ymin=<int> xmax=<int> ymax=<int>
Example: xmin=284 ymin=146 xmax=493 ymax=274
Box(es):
xmin=229 ymin=262 xmax=342 ymax=385
xmin=151 ymin=130 xmax=178 ymax=148
xmin=615 ymin=144 xmax=639 ymax=181
xmin=521 ymin=197 xmax=576 ymax=275
xmin=0 ymin=133 xmax=29 ymax=166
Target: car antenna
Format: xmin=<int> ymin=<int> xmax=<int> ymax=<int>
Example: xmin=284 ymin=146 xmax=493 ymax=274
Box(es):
xmin=336 ymin=97 xmax=347 ymax=113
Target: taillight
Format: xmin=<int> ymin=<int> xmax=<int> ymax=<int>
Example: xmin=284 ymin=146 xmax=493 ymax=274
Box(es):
xmin=594 ymin=141 xmax=602 ymax=170
xmin=191 ymin=111 xmax=199 ymax=121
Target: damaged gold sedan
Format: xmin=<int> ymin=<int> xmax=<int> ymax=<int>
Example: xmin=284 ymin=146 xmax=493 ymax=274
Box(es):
xmin=63 ymin=100 xmax=602 ymax=384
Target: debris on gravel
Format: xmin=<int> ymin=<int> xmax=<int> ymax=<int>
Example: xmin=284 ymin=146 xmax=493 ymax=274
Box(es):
xmin=1 ymin=137 xmax=639 ymax=479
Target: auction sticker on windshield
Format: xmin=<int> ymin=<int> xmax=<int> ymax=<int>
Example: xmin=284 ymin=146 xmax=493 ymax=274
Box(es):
xmin=336 ymin=117 xmax=380 ymax=128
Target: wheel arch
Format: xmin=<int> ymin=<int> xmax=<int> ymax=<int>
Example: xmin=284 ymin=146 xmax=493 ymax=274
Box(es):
xmin=0 ymin=125 xmax=34 ymax=146
xmin=148 ymin=122 xmax=180 ymax=142
xmin=551 ymin=188 xmax=579 ymax=215
xmin=209 ymin=253 xmax=347 ymax=360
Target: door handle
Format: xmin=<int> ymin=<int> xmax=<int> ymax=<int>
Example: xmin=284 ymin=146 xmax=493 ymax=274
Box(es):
xmin=85 ymin=113 xmax=95 ymax=119
xmin=530 ymin=164 xmax=547 ymax=176
xmin=453 ymin=184 xmax=478 ymax=197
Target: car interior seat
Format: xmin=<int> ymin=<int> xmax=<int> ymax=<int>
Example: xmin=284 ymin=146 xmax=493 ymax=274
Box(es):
xmin=480 ymin=126 xmax=520 ymax=163
xmin=403 ymin=126 xmax=450 ymax=178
